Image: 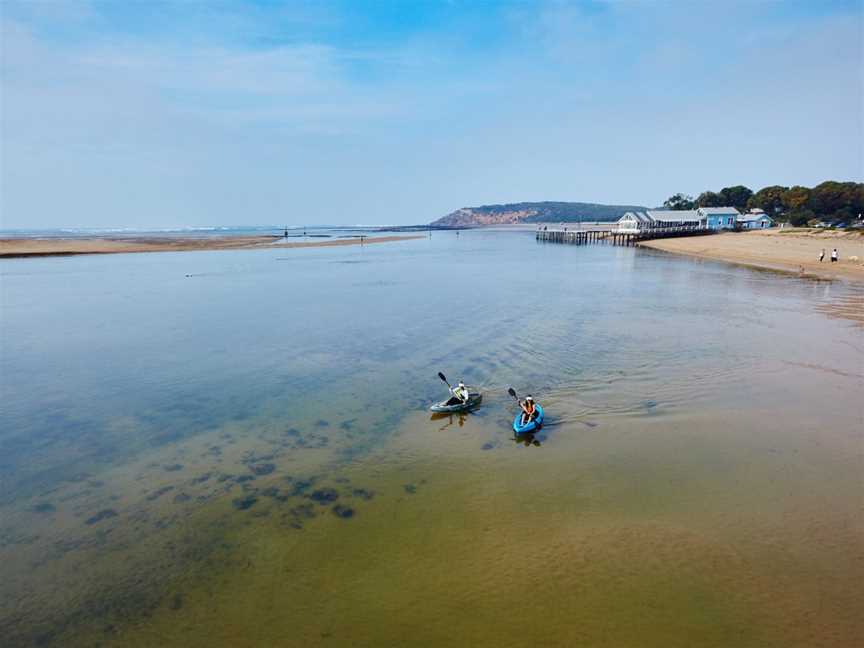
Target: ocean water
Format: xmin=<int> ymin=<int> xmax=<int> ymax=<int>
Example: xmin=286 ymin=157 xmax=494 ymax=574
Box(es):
xmin=0 ymin=230 xmax=861 ymax=647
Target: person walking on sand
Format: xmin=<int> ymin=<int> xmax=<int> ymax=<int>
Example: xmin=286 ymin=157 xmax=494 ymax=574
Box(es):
xmin=819 ymin=248 xmax=825 ymax=263
xmin=831 ymin=248 xmax=839 ymax=263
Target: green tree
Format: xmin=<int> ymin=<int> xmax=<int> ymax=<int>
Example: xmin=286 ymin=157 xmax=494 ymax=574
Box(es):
xmin=747 ymin=185 xmax=788 ymax=216
xmin=782 ymin=186 xmax=811 ymax=212
xmin=695 ymin=191 xmax=724 ymax=207
xmin=808 ymin=181 xmax=864 ymax=220
xmin=663 ymin=193 xmax=695 ymax=210
xmin=719 ymin=185 xmax=753 ymax=210
xmin=789 ymin=210 xmax=814 ymax=227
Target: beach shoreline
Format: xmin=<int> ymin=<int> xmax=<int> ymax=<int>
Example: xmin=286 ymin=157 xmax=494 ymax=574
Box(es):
xmin=637 ymin=229 xmax=864 ymax=283
xmin=0 ymin=234 xmax=424 ymax=259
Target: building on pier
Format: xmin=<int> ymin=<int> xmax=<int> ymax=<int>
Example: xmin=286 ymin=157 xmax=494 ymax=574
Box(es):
xmin=616 ymin=209 xmax=703 ymax=233
xmin=617 ymin=207 xmax=742 ymax=233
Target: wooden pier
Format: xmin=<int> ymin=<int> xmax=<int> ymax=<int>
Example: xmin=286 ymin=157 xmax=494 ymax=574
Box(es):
xmin=536 ymin=225 xmax=711 ymax=246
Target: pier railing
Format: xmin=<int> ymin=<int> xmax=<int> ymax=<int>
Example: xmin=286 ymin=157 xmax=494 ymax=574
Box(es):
xmin=536 ymin=224 xmax=711 ymax=246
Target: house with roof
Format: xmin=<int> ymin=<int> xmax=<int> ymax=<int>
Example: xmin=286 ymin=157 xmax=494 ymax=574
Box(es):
xmin=737 ymin=209 xmax=774 ymax=229
xmin=616 ymin=209 xmax=705 ymax=233
xmin=697 ymin=207 xmax=739 ymax=230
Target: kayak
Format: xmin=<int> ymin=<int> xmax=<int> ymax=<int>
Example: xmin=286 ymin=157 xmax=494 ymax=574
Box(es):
xmin=429 ymin=391 xmax=482 ymax=413
xmin=513 ymin=403 xmax=545 ymax=435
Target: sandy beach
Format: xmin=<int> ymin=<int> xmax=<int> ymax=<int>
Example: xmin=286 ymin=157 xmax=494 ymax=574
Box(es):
xmin=639 ymin=229 xmax=864 ymax=282
xmin=0 ymin=235 xmax=423 ymax=258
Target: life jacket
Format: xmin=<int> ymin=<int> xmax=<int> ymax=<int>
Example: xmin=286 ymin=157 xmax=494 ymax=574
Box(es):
xmin=523 ymin=401 xmax=536 ymax=416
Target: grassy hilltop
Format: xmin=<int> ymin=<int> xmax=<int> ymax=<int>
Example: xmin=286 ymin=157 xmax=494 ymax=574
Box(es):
xmin=432 ymin=201 xmax=648 ymax=227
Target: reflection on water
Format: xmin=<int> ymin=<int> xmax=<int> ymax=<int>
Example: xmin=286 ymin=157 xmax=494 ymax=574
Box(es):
xmin=1 ymin=231 xmax=862 ymax=647
xmin=513 ymin=430 xmax=543 ymax=447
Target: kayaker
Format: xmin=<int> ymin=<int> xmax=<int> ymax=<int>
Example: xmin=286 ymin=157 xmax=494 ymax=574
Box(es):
xmin=451 ymin=381 xmax=470 ymax=404
xmin=520 ymin=395 xmax=537 ymax=426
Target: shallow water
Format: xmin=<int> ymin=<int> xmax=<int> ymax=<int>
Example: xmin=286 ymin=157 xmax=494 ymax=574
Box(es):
xmin=1 ymin=230 xmax=862 ymax=647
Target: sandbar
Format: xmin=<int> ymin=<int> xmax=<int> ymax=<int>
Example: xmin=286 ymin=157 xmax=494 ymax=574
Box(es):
xmin=0 ymin=235 xmax=423 ymax=259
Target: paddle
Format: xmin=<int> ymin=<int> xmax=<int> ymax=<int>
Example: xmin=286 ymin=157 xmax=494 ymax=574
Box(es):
xmin=438 ymin=372 xmax=452 ymax=389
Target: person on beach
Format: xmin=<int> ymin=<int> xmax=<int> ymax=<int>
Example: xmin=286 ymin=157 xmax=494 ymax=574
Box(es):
xmin=450 ymin=382 xmax=470 ymax=404
xmin=831 ymin=248 xmax=839 ymax=263
xmin=520 ymin=395 xmax=538 ymax=426
xmin=819 ymin=249 xmax=825 ymax=262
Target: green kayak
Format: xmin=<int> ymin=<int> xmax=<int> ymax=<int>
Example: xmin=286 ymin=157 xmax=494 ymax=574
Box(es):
xmin=429 ymin=390 xmax=482 ymax=413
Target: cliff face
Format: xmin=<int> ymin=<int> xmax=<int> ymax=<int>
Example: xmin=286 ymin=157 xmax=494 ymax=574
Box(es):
xmin=436 ymin=208 xmax=537 ymax=226
xmin=432 ymin=201 xmax=647 ymax=226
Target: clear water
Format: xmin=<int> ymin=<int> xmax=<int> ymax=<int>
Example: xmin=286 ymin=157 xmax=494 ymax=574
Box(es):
xmin=1 ymin=230 xmax=862 ymax=647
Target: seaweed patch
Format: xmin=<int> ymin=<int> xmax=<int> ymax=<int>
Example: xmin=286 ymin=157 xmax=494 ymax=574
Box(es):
xmin=232 ymin=495 xmax=258 ymax=511
xmin=351 ymin=488 xmax=374 ymax=501
xmin=309 ymin=488 xmax=339 ymax=504
xmin=85 ymin=509 xmax=118 ymax=525
xmin=332 ymin=504 xmax=354 ymax=519
xmin=248 ymin=463 xmax=276 ymax=476
xmin=145 ymin=486 xmax=175 ymax=501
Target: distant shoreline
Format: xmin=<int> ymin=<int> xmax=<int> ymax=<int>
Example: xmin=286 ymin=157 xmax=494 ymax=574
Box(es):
xmin=638 ymin=229 xmax=864 ymax=283
xmin=0 ymin=234 xmax=424 ymax=259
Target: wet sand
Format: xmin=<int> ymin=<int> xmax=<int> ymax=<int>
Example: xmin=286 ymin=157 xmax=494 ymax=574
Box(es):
xmin=0 ymin=235 xmax=423 ymax=258
xmin=638 ymin=229 xmax=864 ymax=282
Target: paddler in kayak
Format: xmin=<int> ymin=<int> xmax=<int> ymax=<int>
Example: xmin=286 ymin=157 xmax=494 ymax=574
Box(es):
xmin=450 ymin=381 xmax=470 ymax=405
xmin=519 ymin=395 xmax=538 ymax=426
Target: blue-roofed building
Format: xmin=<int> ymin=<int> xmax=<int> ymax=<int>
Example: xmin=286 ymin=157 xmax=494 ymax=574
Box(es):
xmin=697 ymin=207 xmax=740 ymax=230
xmin=737 ymin=209 xmax=774 ymax=229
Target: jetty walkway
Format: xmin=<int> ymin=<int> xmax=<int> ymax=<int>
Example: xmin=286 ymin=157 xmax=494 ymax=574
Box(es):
xmin=536 ymin=224 xmax=711 ymax=246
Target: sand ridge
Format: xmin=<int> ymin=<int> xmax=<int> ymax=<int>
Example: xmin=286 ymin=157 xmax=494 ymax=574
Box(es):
xmin=0 ymin=235 xmax=424 ymax=258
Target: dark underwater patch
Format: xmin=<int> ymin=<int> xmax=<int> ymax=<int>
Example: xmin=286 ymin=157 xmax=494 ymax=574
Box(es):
xmin=309 ymin=488 xmax=339 ymax=504
xmin=85 ymin=509 xmax=118 ymax=525
xmin=232 ymin=495 xmax=258 ymax=511
xmin=332 ymin=504 xmax=354 ymax=519
xmin=351 ymin=488 xmax=374 ymax=500
xmin=260 ymin=486 xmax=288 ymax=502
xmin=145 ymin=486 xmax=175 ymax=501
xmin=248 ymin=463 xmax=276 ymax=476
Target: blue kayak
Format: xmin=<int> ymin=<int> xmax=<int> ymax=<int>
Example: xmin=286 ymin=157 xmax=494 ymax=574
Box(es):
xmin=513 ymin=403 xmax=544 ymax=434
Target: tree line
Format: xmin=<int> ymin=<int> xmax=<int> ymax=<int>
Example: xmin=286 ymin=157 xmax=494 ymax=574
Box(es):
xmin=662 ymin=181 xmax=864 ymax=226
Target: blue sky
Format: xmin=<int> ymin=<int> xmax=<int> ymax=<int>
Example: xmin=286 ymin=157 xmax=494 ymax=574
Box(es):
xmin=1 ymin=0 xmax=861 ymax=228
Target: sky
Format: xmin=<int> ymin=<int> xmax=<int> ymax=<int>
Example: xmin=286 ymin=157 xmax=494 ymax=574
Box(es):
xmin=1 ymin=0 xmax=861 ymax=228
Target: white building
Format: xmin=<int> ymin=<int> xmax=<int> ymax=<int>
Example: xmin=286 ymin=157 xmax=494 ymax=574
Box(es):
xmin=616 ymin=210 xmax=704 ymax=233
